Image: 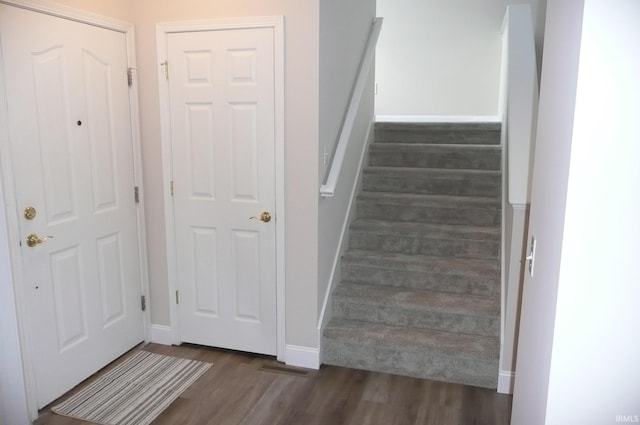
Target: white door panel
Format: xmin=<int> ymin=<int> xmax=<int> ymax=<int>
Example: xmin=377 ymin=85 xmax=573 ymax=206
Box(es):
xmin=0 ymin=5 xmax=143 ymax=407
xmin=167 ymin=28 xmax=277 ymax=355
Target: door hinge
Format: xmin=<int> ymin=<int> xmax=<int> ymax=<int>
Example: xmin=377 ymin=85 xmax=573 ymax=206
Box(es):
xmin=170 ymin=180 xmax=174 ymax=196
xmin=141 ymin=295 xmax=146 ymax=311
xmin=175 ymin=290 xmax=179 ymax=304
xmin=134 ymin=186 xmax=140 ymax=203
xmin=161 ymin=60 xmax=169 ymax=79
xmin=127 ymin=67 xmax=134 ymax=87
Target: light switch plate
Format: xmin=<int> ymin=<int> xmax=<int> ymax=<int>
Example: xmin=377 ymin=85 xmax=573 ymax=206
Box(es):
xmin=526 ymin=236 xmax=536 ymax=277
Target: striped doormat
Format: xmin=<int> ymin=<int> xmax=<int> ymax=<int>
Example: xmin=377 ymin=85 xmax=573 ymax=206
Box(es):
xmin=52 ymin=351 xmax=212 ymax=425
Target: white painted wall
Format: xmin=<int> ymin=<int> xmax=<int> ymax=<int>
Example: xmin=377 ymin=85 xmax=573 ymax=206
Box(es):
xmin=512 ymin=0 xmax=640 ymax=423
xmin=545 ymin=0 xmax=640 ymax=421
xmin=317 ymin=0 xmax=376 ymax=334
xmin=375 ymin=0 xmax=546 ymax=118
xmin=319 ymin=0 xmax=375 ymax=181
xmin=510 ymin=0 xmax=584 ymax=420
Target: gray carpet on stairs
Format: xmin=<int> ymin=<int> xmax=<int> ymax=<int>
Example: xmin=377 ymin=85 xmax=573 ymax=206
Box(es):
xmin=322 ymin=122 xmax=502 ymax=389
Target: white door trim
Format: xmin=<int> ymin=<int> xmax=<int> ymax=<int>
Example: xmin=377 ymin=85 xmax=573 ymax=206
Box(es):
xmin=0 ymin=0 xmax=149 ymax=420
xmin=156 ymin=16 xmax=286 ymax=361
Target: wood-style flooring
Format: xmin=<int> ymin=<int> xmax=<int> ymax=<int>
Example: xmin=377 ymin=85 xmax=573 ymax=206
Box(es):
xmin=35 ymin=343 xmax=512 ymax=425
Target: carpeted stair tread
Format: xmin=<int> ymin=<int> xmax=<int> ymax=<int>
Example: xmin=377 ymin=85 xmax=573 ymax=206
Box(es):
xmin=374 ymin=122 xmax=501 ymax=145
xmin=334 ymin=283 xmax=499 ymax=317
xmin=349 ymin=219 xmax=500 ymax=259
xmin=363 ymin=166 xmax=501 ymax=197
xmin=342 ymin=250 xmax=500 ymax=278
xmin=322 ymin=319 xmax=499 ymax=388
xmin=364 ymin=165 xmax=502 ymax=176
xmin=369 ymin=143 xmax=501 ymax=170
xmin=351 ymin=219 xmax=500 ymax=240
xmin=356 ymin=191 xmax=501 ymax=226
xmin=341 ymin=250 xmax=500 ymax=293
xmin=332 ymin=283 xmax=499 ymax=336
xmin=342 ymin=253 xmax=500 ymax=295
xmin=357 ymin=191 xmax=501 ymax=207
xmin=373 ymin=142 xmax=501 ymax=148
xmin=341 ymin=267 xmax=499 ymax=296
xmin=324 ymin=319 xmax=499 ymax=360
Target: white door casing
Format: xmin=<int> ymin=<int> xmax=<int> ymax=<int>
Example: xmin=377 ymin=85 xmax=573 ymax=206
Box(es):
xmin=157 ymin=18 xmax=285 ymax=359
xmin=0 ymin=1 xmax=148 ymax=412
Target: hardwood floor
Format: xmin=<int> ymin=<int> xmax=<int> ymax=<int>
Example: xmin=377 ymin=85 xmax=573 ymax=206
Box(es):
xmin=35 ymin=343 xmax=512 ymax=425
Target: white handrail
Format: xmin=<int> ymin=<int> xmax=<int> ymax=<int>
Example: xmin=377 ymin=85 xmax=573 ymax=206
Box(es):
xmin=320 ymin=17 xmax=383 ymax=198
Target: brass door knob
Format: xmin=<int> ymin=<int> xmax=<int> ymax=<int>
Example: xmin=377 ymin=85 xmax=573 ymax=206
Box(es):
xmin=26 ymin=234 xmax=53 ymax=247
xmin=249 ymin=212 xmax=272 ymax=223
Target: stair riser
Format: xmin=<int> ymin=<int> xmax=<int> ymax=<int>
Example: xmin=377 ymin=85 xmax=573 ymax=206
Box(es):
xmin=332 ymin=300 xmax=499 ymax=337
xmin=363 ymin=171 xmax=501 ymax=197
xmin=369 ymin=146 xmax=501 ymax=170
xmin=357 ymin=199 xmax=501 ymax=226
xmin=349 ymin=232 xmax=500 ymax=259
xmin=322 ymin=339 xmax=498 ymax=389
xmin=341 ymin=264 xmax=499 ymax=296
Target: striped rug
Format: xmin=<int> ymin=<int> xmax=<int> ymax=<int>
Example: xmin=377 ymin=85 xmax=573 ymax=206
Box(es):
xmin=52 ymin=351 xmax=212 ymax=425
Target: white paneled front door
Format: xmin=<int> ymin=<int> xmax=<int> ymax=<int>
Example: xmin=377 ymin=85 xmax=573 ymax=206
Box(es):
xmin=0 ymin=5 xmax=144 ymax=407
xmin=165 ymin=27 xmax=278 ymax=355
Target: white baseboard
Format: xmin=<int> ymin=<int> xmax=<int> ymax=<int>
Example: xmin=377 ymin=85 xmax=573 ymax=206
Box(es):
xmin=375 ymin=115 xmax=501 ymax=123
xmin=150 ymin=324 xmax=173 ymax=346
xmin=285 ymin=344 xmax=320 ymax=370
xmin=497 ymin=370 xmax=515 ymax=394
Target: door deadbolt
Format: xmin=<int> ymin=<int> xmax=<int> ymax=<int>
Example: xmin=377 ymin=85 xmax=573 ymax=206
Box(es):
xmin=24 ymin=206 xmax=36 ymax=220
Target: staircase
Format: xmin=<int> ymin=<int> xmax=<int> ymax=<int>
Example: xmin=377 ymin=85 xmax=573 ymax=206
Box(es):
xmin=322 ymin=122 xmax=502 ymax=389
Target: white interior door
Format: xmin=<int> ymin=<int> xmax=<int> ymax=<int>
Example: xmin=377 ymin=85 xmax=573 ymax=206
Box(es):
xmin=166 ymin=27 xmax=277 ymax=355
xmin=0 ymin=5 xmax=144 ymax=407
